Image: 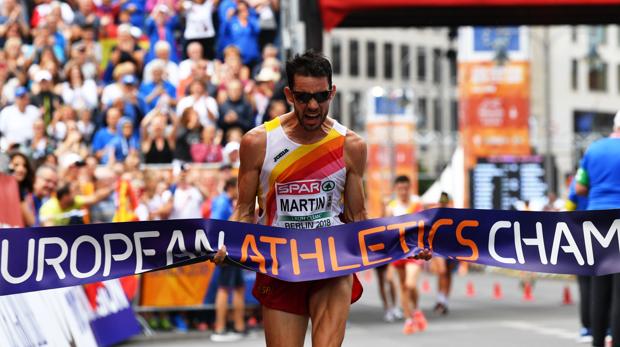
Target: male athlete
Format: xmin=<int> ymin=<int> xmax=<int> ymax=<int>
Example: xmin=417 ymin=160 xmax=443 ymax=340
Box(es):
xmin=213 ymin=50 xmax=430 ymax=346
xmin=385 ymin=175 xmax=427 ymax=334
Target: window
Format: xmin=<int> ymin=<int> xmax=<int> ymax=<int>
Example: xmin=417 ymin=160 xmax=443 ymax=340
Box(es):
xmin=448 ymin=50 xmax=457 ymax=86
xmin=367 ymin=41 xmax=376 ymax=78
xmin=349 ymin=91 xmax=363 ymax=131
xmin=331 ymin=38 xmax=341 ymax=75
xmin=383 ymin=43 xmax=393 ymax=80
xmin=588 ymin=26 xmax=607 ymax=45
xmin=571 ymin=59 xmax=578 ymax=90
xmin=450 ymin=100 xmax=459 ymax=131
xmin=433 ymin=99 xmax=442 ymax=132
xmin=574 ymin=110 xmax=615 ymax=134
xmin=588 ymin=63 xmax=607 ymax=91
xmin=349 ymin=40 xmax=359 ymax=77
xmin=400 ymin=45 xmax=410 ymax=80
xmin=417 ymin=97 xmax=427 ymax=129
xmin=433 ymin=49 xmax=442 ymax=84
xmin=417 ymin=47 xmax=426 ymax=82
xmin=571 ymin=27 xmax=578 ymax=42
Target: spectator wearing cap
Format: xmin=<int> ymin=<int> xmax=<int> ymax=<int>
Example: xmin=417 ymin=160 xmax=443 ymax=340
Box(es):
xmin=106 ymin=117 xmax=140 ymax=163
xmin=176 ymin=78 xmax=218 ymax=128
xmin=59 ymin=152 xmax=85 ymax=183
xmin=119 ymin=74 xmax=147 ymax=130
xmin=222 ymin=140 xmax=240 ymax=166
xmin=31 ymin=69 xmax=61 ymax=125
xmin=143 ymin=41 xmax=180 ymax=86
xmin=218 ymin=79 xmax=254 ymax=134
xmin=250 ymin=67 xmax=279 ymax=125
xmin=139 ymin=60 xmax=176 ymax=113
xmin=182 ymin=0 xmax=217 ymax=60
xmin=61 ymin=64 xmax=98 ymax=111
xmin=92 ymin=107 xmax=121 ymax=162
xmin=220 ymin=1 xmax=260 ymax=68
xmin=1 ymin=63 xmax=27 ymax=106
xmin=0 ymin=86 xmax=41 ymax=148
xmin=145 ymin=4 xmax=180 ymax=64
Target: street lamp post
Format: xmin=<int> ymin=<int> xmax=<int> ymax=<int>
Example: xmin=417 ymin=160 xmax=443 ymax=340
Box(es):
xmin=543 ymin=27 xmax=554 ymax=194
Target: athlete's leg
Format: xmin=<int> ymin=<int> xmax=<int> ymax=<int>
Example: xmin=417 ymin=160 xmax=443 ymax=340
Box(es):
xmin=232 ymin=286 xmax=245 ymax=332
xmin=375 ymin=265 xmax=390 ymax=311
xmin=263 ymin=306 xmax=309 ymax=347
xmin=386 ymin=265 xmax=398 ymax=308
xmin=396 ymin=266 xmax=412 ymax=318
xmin=214 ymin=288 xmax=229 ymax=333
xmin=309 ymin=275 xmax=354 ymax=347
xmin=405 ymin=263 xmax=422 ymax=310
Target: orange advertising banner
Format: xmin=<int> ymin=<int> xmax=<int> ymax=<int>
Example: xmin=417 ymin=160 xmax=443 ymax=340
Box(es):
xmin=459 ymin=61 xmax=531 ymax=164
xmin=140 ymin=262 xmax=215 ymax=307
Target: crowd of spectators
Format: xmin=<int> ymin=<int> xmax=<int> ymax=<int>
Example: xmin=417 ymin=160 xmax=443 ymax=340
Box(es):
xmin=1 ymin=0 xmax=284 ymax=333
xmin=0 ymin=0 xmax=286 ymax=227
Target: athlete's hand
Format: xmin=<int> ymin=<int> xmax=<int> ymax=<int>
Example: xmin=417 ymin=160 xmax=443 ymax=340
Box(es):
xmin=413 ymin=248 xmax=432 ymax=261
xmin=212 ymin=246 xmax=227 ymax=265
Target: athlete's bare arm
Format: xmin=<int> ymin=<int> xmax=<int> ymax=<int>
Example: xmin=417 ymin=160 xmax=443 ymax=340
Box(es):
xmin=213 ymin=126 xmax=266 ymax=264
xmin=343 ymin=130 xmax=368 ymax=223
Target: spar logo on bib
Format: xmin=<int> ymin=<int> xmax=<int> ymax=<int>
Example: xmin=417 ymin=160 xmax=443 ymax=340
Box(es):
xmin=277 ymin=180 xmax=336 ymax=195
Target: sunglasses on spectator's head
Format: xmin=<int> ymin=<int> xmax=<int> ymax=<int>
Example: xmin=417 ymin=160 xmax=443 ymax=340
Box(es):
xmin=292 ymin=90 xmax=332 ymax=104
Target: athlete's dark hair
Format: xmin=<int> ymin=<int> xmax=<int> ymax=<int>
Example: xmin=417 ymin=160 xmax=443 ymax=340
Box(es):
xmin=394 ymin=175 xmax=411 ymax=185
xmin=286 ymin=50 xmax=332 ymax=89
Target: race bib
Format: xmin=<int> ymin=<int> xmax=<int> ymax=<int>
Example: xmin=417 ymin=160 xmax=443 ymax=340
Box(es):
xmin=275 ymin=179 xmax=337 ymax=229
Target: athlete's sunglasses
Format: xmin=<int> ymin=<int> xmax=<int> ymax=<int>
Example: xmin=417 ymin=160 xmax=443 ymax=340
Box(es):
xmin=292 ymin=90 xmax=332 ymax=104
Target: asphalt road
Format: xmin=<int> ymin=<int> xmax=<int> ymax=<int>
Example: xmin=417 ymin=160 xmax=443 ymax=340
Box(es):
xmin=123 ymin=269 xmax=585 ymax=347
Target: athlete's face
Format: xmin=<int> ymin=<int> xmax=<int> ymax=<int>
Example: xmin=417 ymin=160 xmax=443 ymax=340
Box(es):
xmin=286 ymin=75 xmax=335 ymax=132
xmin=395 ymin=182 xmax=410 ymax=202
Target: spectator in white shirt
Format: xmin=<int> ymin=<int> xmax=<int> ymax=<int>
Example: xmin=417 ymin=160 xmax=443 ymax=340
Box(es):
xmin=0 ymin=86 xmax=41 ymax=148
xmin=176 ymin=79 xmax=218 ymax=128
xmin=142 ymin=41 xmax=180 ymax=86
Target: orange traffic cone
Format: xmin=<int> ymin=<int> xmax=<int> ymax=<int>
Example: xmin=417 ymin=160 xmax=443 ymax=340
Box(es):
xmin=466 ymin=280 xmax=475 ymax=297
xmin=422 ymin=278 xmax=431 ymax=293
xmin=563 ymin=285 xmax=574 ymax=305
xmin=523 ymin=281 xmax=534 ymax=301
xmin=493 ymin=282 xmax=503 ymax=300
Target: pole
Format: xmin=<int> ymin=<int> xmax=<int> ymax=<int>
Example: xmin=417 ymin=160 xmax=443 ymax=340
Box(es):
xmin=543 ymin=28 xmax=554 ymax=194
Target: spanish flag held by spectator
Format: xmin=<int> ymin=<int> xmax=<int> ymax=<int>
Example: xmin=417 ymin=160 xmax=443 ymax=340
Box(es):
xmin=112 ymin=178 xmax=139 ymax=300
xmin=113 ymin=179 xmax=139 ymax=223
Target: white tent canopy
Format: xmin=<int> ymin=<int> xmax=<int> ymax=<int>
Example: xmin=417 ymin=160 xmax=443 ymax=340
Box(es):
xmin=421 ymin=146 xmax=465 ymax=208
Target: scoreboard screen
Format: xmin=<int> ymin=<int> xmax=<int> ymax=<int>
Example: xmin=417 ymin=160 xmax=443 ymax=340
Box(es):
xmin=470 ymin=156 xmax=548 ymax=210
